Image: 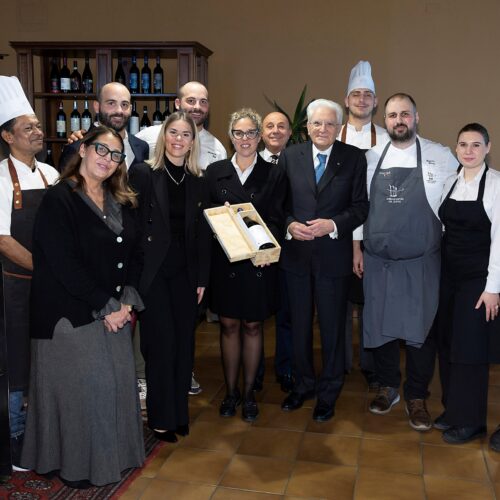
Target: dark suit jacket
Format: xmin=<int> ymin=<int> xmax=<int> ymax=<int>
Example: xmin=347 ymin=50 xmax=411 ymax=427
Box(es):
xmin=128 ymin=162 xmax=211 ymax=297
xmin=58 ymin=125 xmax=149 ymax=172
xmin=279 ymin=140 xmax=368 ymax=278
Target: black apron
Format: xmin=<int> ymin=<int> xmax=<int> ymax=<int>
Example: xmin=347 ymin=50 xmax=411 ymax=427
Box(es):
xmin=2 ymin=159 xmax=48 ymax=391
xmin=363 ymin=139 xmax=442 ymax=348
xmin=438 ymin=166 xmax=500 ymax=363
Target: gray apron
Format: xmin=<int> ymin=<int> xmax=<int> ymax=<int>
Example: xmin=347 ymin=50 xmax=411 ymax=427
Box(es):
xmin=363 ymin=139 xmax=442 ymax=348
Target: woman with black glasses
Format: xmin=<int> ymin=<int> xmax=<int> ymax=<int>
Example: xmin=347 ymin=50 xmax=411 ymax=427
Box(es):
xmin=21 ymin=126 xmax=145 ymax=488
xmin=205 ymin=108 xmax=285 ymax=421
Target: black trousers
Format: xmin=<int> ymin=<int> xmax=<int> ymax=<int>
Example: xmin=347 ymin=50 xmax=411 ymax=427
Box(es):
xmin=286 ymin=270 xmax=350 ymax=406
xmin=140 ymin=263 xmax=197 ymax=430
xmin=373 ymin=329 xmax=436 ymax=400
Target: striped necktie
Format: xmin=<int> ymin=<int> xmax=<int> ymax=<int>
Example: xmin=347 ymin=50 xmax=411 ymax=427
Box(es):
xmin=269 ymin=154 xmax=279 ymax=164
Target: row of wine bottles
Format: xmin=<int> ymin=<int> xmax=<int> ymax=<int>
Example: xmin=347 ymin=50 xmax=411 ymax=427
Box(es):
xmin=114 ymin=55 xmax=164 ymax=94
xmin=50 ymin=57 xmax=93 ymax=94
xmin=54 ymin=98 xmax=174 ymax=138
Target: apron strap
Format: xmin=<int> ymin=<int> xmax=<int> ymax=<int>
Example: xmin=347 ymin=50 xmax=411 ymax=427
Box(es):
xmin=444 ymin=164 xmax=489 ymax=203
xmin=7 ymin=157 xmax=49 ymax=210
xmin=370 ymin=123 xmax=376 ymax=148
xmin=340 ymin=122 xmax=377 ymax=147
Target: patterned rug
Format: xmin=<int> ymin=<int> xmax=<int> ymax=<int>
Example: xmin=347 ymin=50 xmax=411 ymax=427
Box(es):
xmin=0 ymin=425 xmax=161 ymax=499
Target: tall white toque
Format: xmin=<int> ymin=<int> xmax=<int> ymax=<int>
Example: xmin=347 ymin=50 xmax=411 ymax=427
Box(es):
xmin=0 ymin=76 xmax=35 ymax=127
xmin=346 ymin=61 xmax=375 ymax=96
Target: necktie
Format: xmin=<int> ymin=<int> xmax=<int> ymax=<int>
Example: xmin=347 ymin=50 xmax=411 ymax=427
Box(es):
xmin=316 ymin=153 xmax=327 ymax=184
xmin=269 ymin=154 xmax=279 ymax=164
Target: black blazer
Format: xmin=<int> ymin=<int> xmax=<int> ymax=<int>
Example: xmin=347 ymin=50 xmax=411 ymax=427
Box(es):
xmin=128 ymin=162 xmax=211 ymax=296
xmin=279 ymin=140 xmax=369 ymax=277
xmin=58 ymin=126 xmax=149 ymax=172
xmin=30 ymin=181 xmax=143 ymax=339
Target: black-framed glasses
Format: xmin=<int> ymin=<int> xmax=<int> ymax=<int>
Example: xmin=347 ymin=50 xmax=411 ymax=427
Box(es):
xmin=231 ymin=129 xmax=259 ymax=140
xmin=90 ymin=142 xmax=126 ymax=163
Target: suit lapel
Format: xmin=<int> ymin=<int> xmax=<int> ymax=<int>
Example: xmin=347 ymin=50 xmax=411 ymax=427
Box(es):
xmin=317 ymin=141 xmax=344 ymax=193
xmin=152 ymin=169 xmax=170 ymax=226
xmin=301 ymin=143 xmax=317 ymax=195
xmin=215 ymin=161 xmax=249 ymax=203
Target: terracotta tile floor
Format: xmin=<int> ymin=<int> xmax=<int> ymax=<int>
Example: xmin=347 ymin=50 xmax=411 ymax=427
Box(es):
xmin=121 ymin=317 xmax=500 ymax=499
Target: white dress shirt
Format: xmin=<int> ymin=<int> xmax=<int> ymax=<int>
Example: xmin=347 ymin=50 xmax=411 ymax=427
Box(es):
xmin=231 ymin=152 xmax=257 ymax=185
xmin=337 ymin=122 xmax=389 ymax=150
xmin=259 ymin=148 xmax=281 ymax=163
xmin=0 ymin=155 xmax=59 ymax=235
xmin=122 ymin=130 xmax=135 ymax=169
xmin=442 ymin=163 xmax=500 ymax=293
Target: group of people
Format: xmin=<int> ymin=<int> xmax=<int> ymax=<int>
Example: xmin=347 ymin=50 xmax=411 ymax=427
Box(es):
xmin=0 ymin=58 xmax=499 ymax=488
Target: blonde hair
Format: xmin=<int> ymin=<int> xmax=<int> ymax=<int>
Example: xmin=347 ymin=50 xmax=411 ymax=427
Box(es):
xmin=147 ymin=111 xmax=201 ymax=177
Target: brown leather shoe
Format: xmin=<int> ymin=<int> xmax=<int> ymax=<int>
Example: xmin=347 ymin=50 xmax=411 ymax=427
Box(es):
xmin=406 ymin=399 xmax=432 ymax=431
xmin=369 ymin=386 xmax=400 ymax=415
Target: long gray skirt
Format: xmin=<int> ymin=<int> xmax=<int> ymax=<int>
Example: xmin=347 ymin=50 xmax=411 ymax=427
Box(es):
xmin=21 ymin=318 xmax=145 ymax=486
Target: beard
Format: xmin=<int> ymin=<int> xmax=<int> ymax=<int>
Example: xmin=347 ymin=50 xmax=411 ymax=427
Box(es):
xmin=388 ymin=123 xmax=416 ymax=143
xmin=99 ymin=111 xmax=129 ymax=132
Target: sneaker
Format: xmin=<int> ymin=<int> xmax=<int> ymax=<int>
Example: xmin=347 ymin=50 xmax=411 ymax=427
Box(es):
xmin=220 ymin=390 xmax=241 ymax=417
xmin=137 ymin=378 xmax=147 ymax=410
xmin=406 ymin=399 xmax=432 ymax=431
xmin=189 ymin=373 xmax=202 ymax=395
xmin=369 ymin=386 xmax=400 ymax=415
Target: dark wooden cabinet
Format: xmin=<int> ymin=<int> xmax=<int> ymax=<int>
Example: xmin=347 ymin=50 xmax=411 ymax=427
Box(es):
xmin=10 ymin=41 xmax=213 ymax=164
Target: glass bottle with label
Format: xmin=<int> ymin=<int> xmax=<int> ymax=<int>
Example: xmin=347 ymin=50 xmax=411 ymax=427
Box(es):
xmin=70 ymin=60 xmax=81 ymax=92
xmin=82 ymin=55 xmax=93 ymax=94
xmin=115 ymin=57 xmax=126 ymax=85
xmin=60 ymin=57 xmax=71 ymax=93
xmin=70 ymin=100 xmax=81 ymax=132
xmin=152 ymin=99 xmax=163 ymax=125
xmin=141 ymin=55 xmax=151 ymax=94
xmin=129 ymin=56 xmax=139 ymax=94
xmin=153 ymin=56 xmax=163 ymax=94
xmin=163 ymin=98 xmax=171 ymax=120
xmin=129 ymin=102 xmax=139 ymax=135
xmin=56 ymin=101 xmax=67 ymax=138
xmin=81 ymin=100 xmax=92 ymax=131
xmin=140 ymin=105 xmax=151 ymax=130
xmin=50 ymin=58 xmax=60 ymax=93
xmin=243 ymin=216 xmax=276 ymax=250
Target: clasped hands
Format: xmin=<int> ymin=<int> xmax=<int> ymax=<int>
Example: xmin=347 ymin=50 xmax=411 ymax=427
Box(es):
xmin=288 ymin=219 xmax=334 ymax=241
xmin=104 ymin=303 xmax=132 ymax=333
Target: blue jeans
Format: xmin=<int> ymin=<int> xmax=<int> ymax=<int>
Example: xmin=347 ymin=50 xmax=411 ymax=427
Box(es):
xmin=9 ymin=390 xmax=26 ymax=438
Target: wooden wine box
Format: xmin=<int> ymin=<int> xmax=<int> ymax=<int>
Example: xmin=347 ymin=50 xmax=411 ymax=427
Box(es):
xmin=203 ymin=203 xmax=281 ymax=266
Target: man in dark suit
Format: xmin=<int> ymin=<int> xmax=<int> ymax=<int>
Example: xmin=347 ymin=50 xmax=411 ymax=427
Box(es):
xmin=279 ymin=99 xmax=369 ymax=422
xmin=58 ymin=82 xmax=148 ymax=171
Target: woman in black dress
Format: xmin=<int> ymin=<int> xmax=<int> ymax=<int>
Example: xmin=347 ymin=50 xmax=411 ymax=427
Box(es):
xmin=128 ymin=112 xmax=210 ymax=443
xmin=205 ymin=108 xmax=285 ymax=421
xmin=436 ymin=123 xmax=500 ymax=446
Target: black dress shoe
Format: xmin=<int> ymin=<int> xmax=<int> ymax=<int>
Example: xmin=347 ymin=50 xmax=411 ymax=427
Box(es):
xmin=442 ymin=425 xmax=487 ymax=444
xmin=175 ymin=424 xmax=189 ymax=436
xmin=219 ymin=390 xmax=241 ymax=417
xmin=281 ymin=391 xmax=314 ymax=411
xmin=433 ymin=413 xmax=451 ymax=431
xmin=153 ymin=430 xmax=178 ymax=443
xmin=242 ymin=396 xmax=259 ymax=422
xmin=489 ymin=425 xmax=500 ymax=452
xmin=60 ymin=477 xmax=93 ymax=489
xmin=313 ymin=400 xmax=335 ymax=422
xmin=276 ymin=374 xmax=294 ymax=393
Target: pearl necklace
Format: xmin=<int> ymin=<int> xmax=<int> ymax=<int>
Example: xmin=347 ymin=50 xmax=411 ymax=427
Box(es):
xmin=164 ymin=163 xmax=186 ymax=186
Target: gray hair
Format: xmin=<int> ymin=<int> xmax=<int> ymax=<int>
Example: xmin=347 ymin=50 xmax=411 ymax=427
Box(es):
xmin=228 ymin=108 xmax=262 ymax=138
xmin=307 ymin=99 xmax=343 ymax=125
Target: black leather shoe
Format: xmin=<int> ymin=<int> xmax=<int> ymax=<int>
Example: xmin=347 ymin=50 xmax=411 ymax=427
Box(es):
xmin=277 ymin=374 xmax=294 ymax=393
xmin=153 ymin=430 xmax=178 ymax=443
xmin=219 ymin=390 xmax=241 ymax=417
xmin=175 ymin=424 xmax=189 ymax=436
xmin=489 ymin=426 xmax=500 ymax=452
xmin=60 ymin=477 xmax=93 ymax=489
xmin=442 ymin=425 xmax=487 ymax=444
xmin=433 ymin=413 xmax=451 ymax=431
xmin=281 ymin=391 xmax=314 ymax=411
xmin=313 ymin=400 xmax=335 ymax=422
xmin=242 ymin=397 xmax=259 ymax=422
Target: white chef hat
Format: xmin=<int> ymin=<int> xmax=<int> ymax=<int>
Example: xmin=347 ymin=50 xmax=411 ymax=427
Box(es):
xmin=346 ymin=61 xmax=376 ymax=96
xmin=0 ymin=76 xmax=35 ymax=127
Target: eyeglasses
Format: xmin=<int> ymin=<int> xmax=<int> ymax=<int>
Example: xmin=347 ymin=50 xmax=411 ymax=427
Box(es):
xmin=166 ymin=128 xmax=193 ymax=140
xmin=231 ymin=129 xmax=259 ymax=140
xmin=90 ymin=142 xmax=126 ymax=163
xmin=309 ymin=121 xmax=339 ymax=130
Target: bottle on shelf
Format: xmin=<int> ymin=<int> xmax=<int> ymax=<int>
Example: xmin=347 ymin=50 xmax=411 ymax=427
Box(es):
xmin=140 ymin=105 xmax=151 ymax=130
xmin=141 ymin=55 xmax=151 ymax=94
xmin=81 ymin=100 xmax=92 ymax=131
xmin=163 ymin=98 xmax=171 ymax=119
xmin=242 ymin=216 xmax=276 ymax=250
xmin=153 ymin=99 xmax=163 ymax=125
xmin=49 ymin=58 xmax=60 ymax=93
xmin=60 ymin=57 xmax=71 ymax=93
xmin=129 ymin=102 xmax=139 ymax=135
xmin=45 ymin=147 xmax=54 ymax=167
xmin=70 ymin=100 xmax=81 ymax=132
xmin=70 ymin=60 xmax=81 ymax=92
xmin=153 ymin=55 xmax=163 ymax=94
xmin=56 ymin=101 xmax=67 ymax=138
xmin=115 ymin=57 xmax=126 ymax=85
xmin=129 ymin=55 xmax=139 ymax=94
xmin=82 ymin=55 xmax=93 ymax=94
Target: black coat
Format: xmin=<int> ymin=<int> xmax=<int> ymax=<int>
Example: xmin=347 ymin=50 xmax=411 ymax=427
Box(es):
xmin=30 ymin=181 xmax=143 ymax=339
xmin=279 ymin=140 xmax=369 ymax=277
xmin=58 ymin=127 xmax=149 ymax=172
xmin=204 ymin=156 xmax=286 ymax=320
xmin=128 ymin=162 xmax=211 ymax=296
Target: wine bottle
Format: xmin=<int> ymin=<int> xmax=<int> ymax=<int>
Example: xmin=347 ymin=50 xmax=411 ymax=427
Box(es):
xmin=115 ymin=57 xmax=126 ymax=84
xmin=60 ymin=57 xmax=71 ymax=93
xmin=70 ymin=100 xmax=81 ymax=132
xmin=45 ymin=147 xmax=54 ymax=167
xmin=82 ymin=55 xmax=93 ymax=93
xmin=140 ymin=105 xmax=151 ymax=130
xmin=70 ymin=60 xmax=81 ymax=92
xmin=152 ymin=99 xmax=163 ymax=125
xmin=141 ymin=55 xmax=151 ymax=94
xmin=56 ymin=101 xmax=67 ymax=138
xmin=163 ymin=98 xmax=171 ymax=120
xmin=50 ymin=58 xmax=60 ymax=93
xmin=129 ymin=56 xmax=139 ymax=94
xmin=153 ymin=55 xmax=163 ymax=94
xmin=242 ymin=217 xmax=276 ymax=250
xmin=81 ymin=100 xmax=92 ymax=131
xmin=129 ymin=102 xmax=139 ymax=135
